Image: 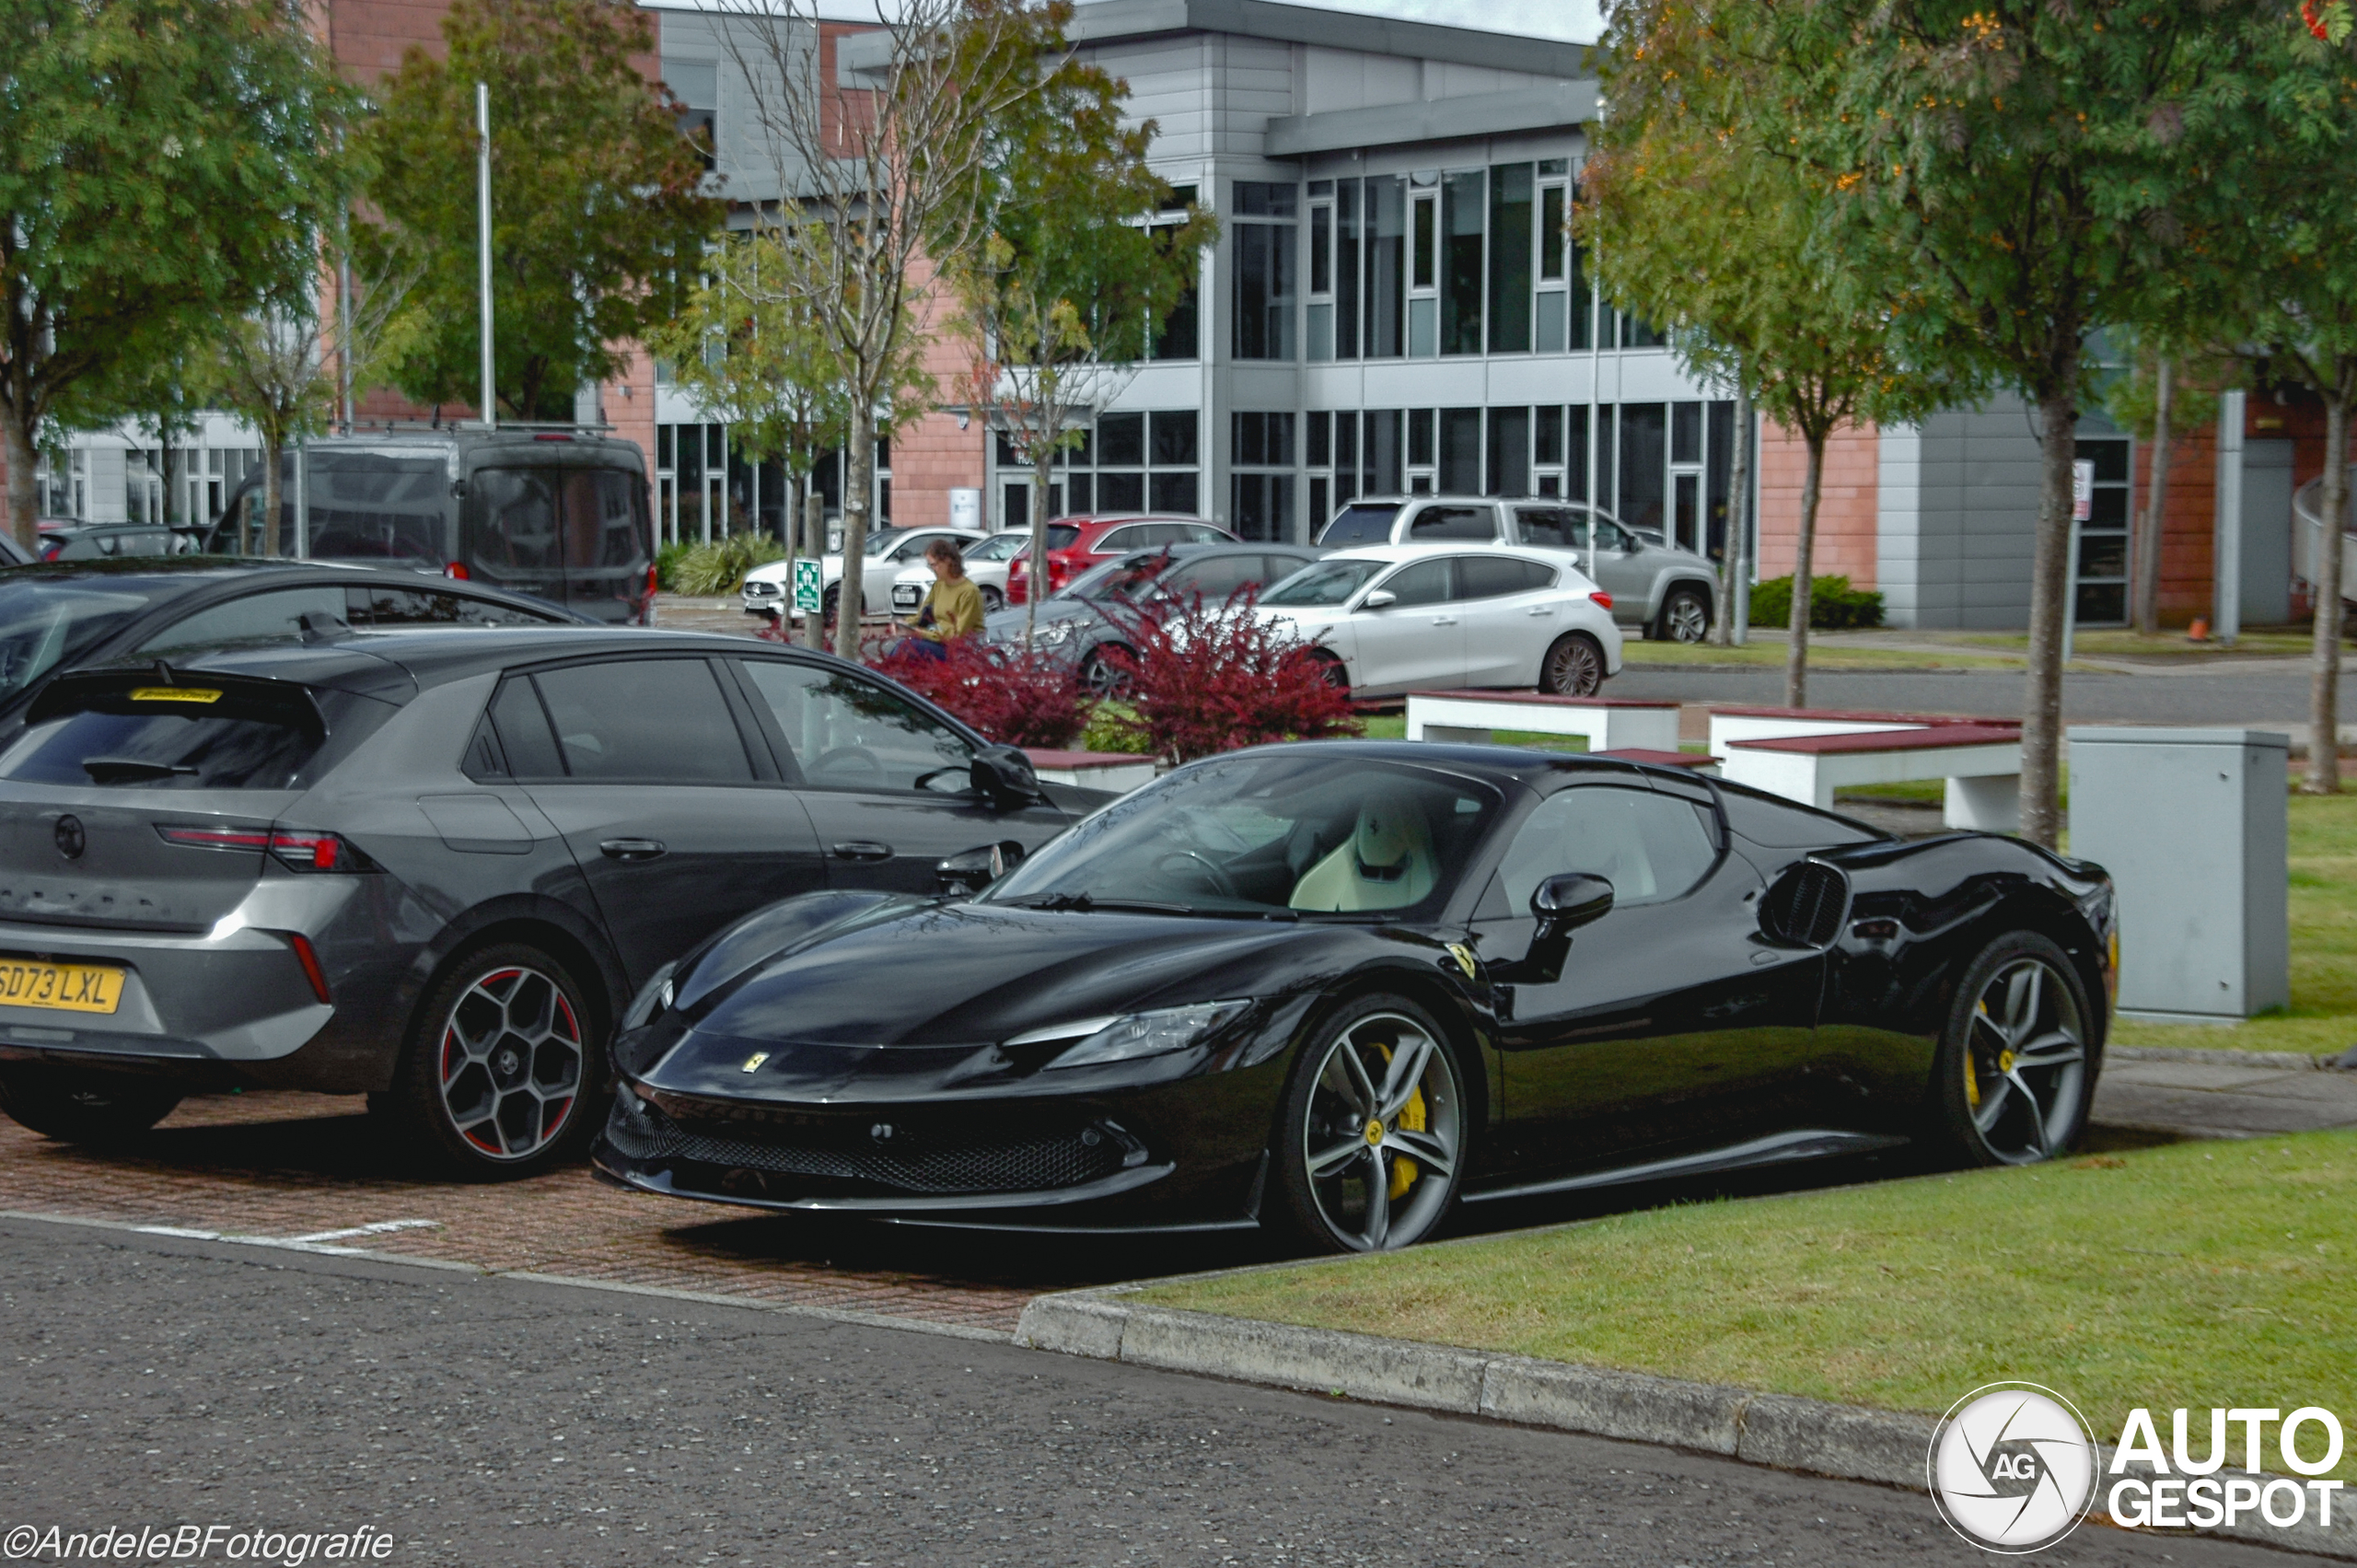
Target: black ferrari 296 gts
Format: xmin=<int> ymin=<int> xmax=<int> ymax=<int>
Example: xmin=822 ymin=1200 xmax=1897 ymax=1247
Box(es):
xmin=593 ymin=742 xmax=2117 ymax=1251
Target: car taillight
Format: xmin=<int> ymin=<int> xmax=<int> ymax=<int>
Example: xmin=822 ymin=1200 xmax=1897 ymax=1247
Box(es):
xmin=645 ymin=563 xmax=660 ymax=598
xmin=157 ymin=825 xmax=377 ymax=872
xmin=287 ymin=933 xmax=332 ymax=1004
xmin=445 ymin=561 xmax=471 ymax=581
xmin=1589 ymin=591 xmax=1614 ymax=610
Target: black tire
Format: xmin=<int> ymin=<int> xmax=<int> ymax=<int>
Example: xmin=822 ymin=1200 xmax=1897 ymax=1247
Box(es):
xmin=1929 ymin=931 xmax=2096 ymax=1167
xmin=1539 ymin=632 xmax=1607 ymax=696
xmin=820 ymin=583 xmax=842 ymax=627
xmin=980 ymin=585 xmax=1004 ymax=614
xmin=0 ymin=1067 xmax=180 ymax=1144
xmin=1270 ymin=993 xmax=1468 ymax=1253
xmin=1080 ymin=645 xmax=1134 ymax=697
xmin=1307 ymin=648 xmax=1351 ymax=697
xmin=376 ymin=942 xmax=605 ymax=1179
xmin=1655 ymin=585 xmax=1713 ymax=644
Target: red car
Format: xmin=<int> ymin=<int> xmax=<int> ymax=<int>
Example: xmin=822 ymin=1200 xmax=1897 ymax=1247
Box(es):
xmin=1004 ymin=514 xmax=1237 ymax=604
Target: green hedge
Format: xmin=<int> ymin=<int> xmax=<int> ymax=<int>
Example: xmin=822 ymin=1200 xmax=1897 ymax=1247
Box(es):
xmin=1749 ymin=574 xmax=1885 ymax=631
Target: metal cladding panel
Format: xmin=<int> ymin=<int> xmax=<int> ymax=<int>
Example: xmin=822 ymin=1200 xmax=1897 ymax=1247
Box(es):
xmin=2067 ymin=726 xmax=2290 ymax=1019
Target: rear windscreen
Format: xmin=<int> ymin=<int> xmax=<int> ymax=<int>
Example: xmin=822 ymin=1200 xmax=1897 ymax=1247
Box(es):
xmin=1318 ymin=504 xmax=1401 ymax=547
xmin=0 ymin=681 xmax=377 ymax=790
xmin=1046 ymin=525 xmax=1082 ymax=551
xmin=293 ymin=453 xmax=451 ymax=564
xmin=0 ymin=583 xmax=156 ymax=704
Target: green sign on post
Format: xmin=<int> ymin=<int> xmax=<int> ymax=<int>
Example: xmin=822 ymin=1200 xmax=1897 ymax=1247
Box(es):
xmin=793 ymin=559 xmax=823 ymax=616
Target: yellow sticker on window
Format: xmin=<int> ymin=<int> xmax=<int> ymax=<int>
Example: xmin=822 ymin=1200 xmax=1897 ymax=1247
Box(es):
xmin=128 ymin=687 xmax=222 ymax=703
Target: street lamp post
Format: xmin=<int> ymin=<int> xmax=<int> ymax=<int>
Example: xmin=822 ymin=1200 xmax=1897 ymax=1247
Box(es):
xmin=477 ymin=81 xmax=495 ymax=429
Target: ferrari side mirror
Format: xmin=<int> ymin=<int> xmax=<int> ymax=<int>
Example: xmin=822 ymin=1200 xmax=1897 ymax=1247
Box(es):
xmin=1507 ymin=873 xmax=1615 ymax=985
xmin=937 ymin=839 xmax=1027 ymax=896
xmin=970 ymin=744 xmax=1044 ymax=809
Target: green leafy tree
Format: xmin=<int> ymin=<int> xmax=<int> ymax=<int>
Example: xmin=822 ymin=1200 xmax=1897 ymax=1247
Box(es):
xmin=1584 ymin=0 xmax=1950 ymax=705
xmin=1771 ymin=0 xmax=2239 ymax=846
xmin=717 ymin=0 xmax=1070 ymax=658
xmin=948 ymin=57 xmax=1216 ymax=646
xmin=357 ymin=0 xmax=722 ymax=421
xmin=0 ymin=0 xmax=353 ymax=548
xmin=2196 ymin=6 xmax=2357 ymax=792
xmin=2099 ymin=338 xmax=2225 ymax=636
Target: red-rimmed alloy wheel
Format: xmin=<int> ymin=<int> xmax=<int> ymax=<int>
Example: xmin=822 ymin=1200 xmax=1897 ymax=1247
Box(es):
xmin=377 ymin=943 xmax=603 ymax=1179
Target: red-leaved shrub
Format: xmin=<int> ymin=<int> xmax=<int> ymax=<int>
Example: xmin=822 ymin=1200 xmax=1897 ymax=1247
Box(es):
xmin=1098 ymin=589 xmax=1361 ymax=763
xmin=869 ymin=637 xmax=1088 ymax=749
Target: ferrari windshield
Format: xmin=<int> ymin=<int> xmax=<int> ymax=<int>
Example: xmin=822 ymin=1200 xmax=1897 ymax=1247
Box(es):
xmin=985 ymin=753 xmax=1500 ymax=917
xmin=1260 ymin=558 xmax=1387 ymax=608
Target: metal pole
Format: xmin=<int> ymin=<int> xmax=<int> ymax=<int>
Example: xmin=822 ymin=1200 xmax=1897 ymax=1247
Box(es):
xmin=294 ymin=438 xmax=309 ymax=558
xmin=2216 ymin=389 xmax=2247 ymax=645
xmin=1731 ymin=403 xmax=1754 ymax=645
xmin=476 ymin=81 xmax=495 ymax=430
xmin=338 ymin=226 xmax=354 ymax=435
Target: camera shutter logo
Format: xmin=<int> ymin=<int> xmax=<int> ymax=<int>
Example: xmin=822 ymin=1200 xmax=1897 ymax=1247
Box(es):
xmin=1928 ymin=1383 xmax=2097 ymax=1553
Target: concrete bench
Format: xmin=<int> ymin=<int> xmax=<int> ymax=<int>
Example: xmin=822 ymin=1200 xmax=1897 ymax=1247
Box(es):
xmin=1023 ymin=749 xmax=1159 ymax=796
xmin=1706 ymin=703 xmax=2015 ymax=761
xmin=1720 ymin=725 xmax=2025 ymax=830
xmin=1407 ymin=691 xmax=1682 ymax=754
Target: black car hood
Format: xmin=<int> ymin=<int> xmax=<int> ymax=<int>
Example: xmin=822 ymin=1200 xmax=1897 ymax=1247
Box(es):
xmin=680 ymin=900 xmax=1302 ymax=1050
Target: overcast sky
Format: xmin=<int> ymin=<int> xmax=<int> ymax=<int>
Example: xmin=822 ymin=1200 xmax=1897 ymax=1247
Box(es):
xmin=663 ymin=0 xmax=1604 ymax=44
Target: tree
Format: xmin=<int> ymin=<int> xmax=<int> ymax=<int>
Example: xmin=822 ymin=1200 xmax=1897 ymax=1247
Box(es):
xmin=946 ymin=55 xmax=1215 ymax=647
xmin=1772 ymin=0 xmax=2238 ymax=846
xmin=2197 ymin=6 xmax=2357 ymax=793
xmin=0 ymin=0 xmax=353 ymax=548
xmin=1583 ymin=0 xmax=1950 ymax=705
xmin=204 ymin=260 xmax=421 ymax=555
xmin=357 ymin=0 xmax=722 ymax=421
xmin=717 ymin=0 xmax=1069 ymax=659
xmin=2099 ymin=339 xmax=2223 ymax=636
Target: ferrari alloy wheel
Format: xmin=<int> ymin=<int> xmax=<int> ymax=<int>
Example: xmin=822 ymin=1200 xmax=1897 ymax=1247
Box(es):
xmin=1275 ymin=995 xmax=1465 ymax=1252
xmin=1935 ymin=932 xmax=2095 ymax=1167
xmin=1540 ymin=633 xmax=1606 ymax=696
xmin=1657 ymin=587 xmax=1712 ymax=644
xmin=380 ymin=943 xmax=601 ymax=1178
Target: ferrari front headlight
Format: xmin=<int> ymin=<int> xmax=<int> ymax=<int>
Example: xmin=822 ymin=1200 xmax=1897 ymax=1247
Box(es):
xmin=1026 ymin=1001 xmax=1250 ymax=1071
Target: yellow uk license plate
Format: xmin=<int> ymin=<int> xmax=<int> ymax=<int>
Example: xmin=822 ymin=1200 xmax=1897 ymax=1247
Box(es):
xmin=0 ymin=959 xmax=123 ymax=1014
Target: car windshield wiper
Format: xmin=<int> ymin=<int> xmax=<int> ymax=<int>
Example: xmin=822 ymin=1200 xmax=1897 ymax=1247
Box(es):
xmin=83 ymin=756 xmax=196 ymax=784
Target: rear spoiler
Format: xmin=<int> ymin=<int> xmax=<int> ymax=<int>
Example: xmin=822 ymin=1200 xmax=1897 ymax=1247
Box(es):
xmin=29 ymin=666 xmax=329 ymax=738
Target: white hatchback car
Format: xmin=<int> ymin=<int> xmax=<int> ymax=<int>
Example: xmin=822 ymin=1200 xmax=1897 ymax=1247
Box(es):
xmin=740 ymin=526 xmax=983 ymax=620
xmin=1252 ymin=544 xmax=1623 ymax=698
xmin=888 ymin=528 xmax=1031 ymax=617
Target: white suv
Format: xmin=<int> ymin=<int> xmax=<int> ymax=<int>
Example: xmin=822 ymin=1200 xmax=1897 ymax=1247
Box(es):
xmin=1318 ymin=496 xmax=1720 ymax=644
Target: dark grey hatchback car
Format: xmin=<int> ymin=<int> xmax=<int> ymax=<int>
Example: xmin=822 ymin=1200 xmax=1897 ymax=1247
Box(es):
xmin=0 ymin=629 xmax=1087 ymax=1174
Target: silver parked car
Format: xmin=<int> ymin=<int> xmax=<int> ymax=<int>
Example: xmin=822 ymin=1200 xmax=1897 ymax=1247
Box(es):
xmin=1318 ymin=495 xmax=1721 ymax=643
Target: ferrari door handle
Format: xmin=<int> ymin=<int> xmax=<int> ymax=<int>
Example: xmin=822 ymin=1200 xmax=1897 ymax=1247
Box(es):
xmin=832 ymin=841 xmax=894 ymax=861
xmin=599 ymin=839 xmax=666 ymax=861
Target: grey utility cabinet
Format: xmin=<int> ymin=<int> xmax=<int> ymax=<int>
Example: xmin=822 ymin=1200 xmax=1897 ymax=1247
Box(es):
xmin=2066 ymin=726 xmax=2289 ymax=1021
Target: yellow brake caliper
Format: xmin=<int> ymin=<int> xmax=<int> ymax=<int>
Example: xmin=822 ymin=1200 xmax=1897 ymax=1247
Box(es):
xmin=1372 ymin=1043 xmax=1428 ymax=1201
xmin=1966 ymin=1001 xmax=1986 ymax=1109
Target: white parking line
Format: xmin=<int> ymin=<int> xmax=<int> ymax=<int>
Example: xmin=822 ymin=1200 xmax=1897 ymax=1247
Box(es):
xmin=288 ymin=1219 xmax=443 ymax=1243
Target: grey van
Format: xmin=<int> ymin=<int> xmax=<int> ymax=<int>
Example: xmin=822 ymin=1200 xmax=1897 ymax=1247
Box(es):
xmin=223 ymin=428 xmax=655 ymax=626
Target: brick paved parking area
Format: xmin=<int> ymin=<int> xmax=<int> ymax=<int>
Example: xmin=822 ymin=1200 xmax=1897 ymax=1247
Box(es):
xmin=0 ymin=1091 xmax=1268 ymax=1336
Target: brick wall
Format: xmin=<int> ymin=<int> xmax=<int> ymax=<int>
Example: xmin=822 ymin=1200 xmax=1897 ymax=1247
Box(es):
xmin=1753 ymin=420 xmax=1880 ymax=587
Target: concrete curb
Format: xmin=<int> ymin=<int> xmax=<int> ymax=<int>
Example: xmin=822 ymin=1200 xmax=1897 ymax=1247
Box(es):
xmin=2110 ymin=1044 xmax=2349 ymax=1072
xmin=1016 ymin=1290 xmax=2357 ymax=1561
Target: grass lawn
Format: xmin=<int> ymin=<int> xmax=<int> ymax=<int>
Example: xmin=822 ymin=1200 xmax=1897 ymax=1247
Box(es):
xmin=1140 ymin=1131 xmax=2357 ymax=1475
xmin=1954 ymin=628 xmax=2323 ymax=660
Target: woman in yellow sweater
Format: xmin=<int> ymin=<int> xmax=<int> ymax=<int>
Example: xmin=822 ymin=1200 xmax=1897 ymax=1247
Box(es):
xmin=892 ymin=537 xmax=983 ymax=660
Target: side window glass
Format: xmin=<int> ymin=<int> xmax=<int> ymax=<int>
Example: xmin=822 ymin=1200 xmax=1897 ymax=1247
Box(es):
xmin=528 ymin=659 xmax=754 ymax=783
xmin=1457 ymin=555 xmax=1553 ymax=600
xmin=488 ymin=679 xmax=564 ymax=779
xmin=1097 ymin=528 xmax=1143 ymax=552
xmin=1378 ymin=559 xmax=1453 ymax=607
xmin=471 ymin=469 xmax=563 ymax=571
xmin=1496 ymin=786 xmax=1718 ymax=912
xmin=349 ymin=586 xmax=558 ymax=627
xmin=1408 ymin=505 xmax=1495 ymax=540
xmin=1598 ymin=519 xmax=1635 ymax=552
xmin=134 ymin=587 xmax=349 ymax=656
xmin=1515 ymin=506 xmax=1575 ymax=549
xmin=740 ymin=659 xmax=974 ymax=794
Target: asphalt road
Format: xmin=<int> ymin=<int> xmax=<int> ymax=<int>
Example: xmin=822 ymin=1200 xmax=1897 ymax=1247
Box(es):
xmin=1612 ymin=664 xmax=2347 ymax=729
xmin=0 ymin=1217 xmax=2288 ymax=1568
